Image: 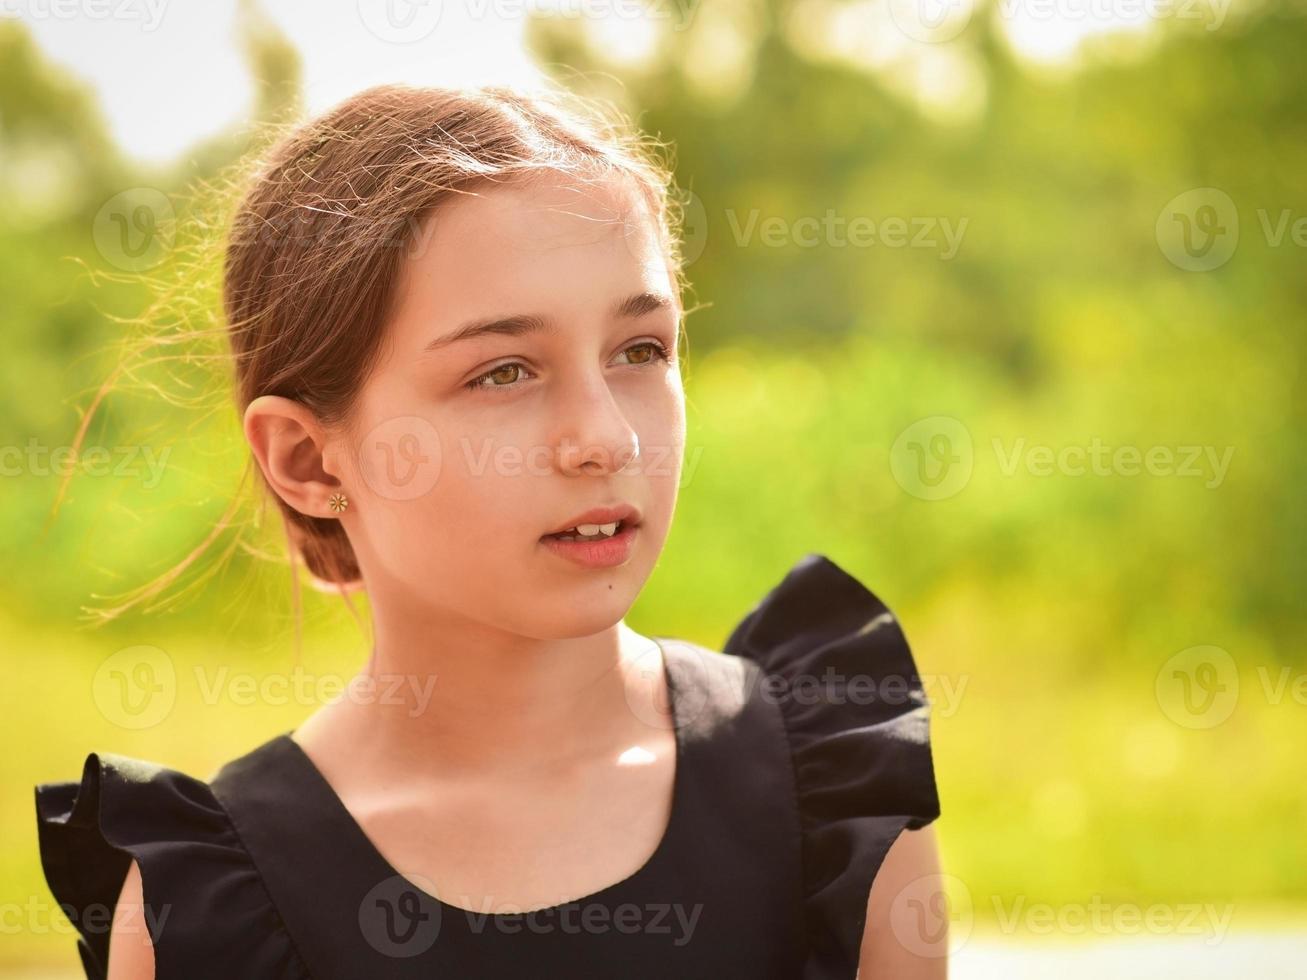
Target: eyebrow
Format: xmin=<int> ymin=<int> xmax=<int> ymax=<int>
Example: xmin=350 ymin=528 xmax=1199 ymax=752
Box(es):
xmin=421 ymin=291 xmax=675 ymax=354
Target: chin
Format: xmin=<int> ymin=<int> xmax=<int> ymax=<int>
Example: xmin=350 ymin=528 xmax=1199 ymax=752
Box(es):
xmin=523 ymin=591 xmax=637 ymax=640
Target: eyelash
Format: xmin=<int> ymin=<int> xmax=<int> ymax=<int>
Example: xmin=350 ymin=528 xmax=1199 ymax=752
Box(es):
xmin=462 ymin=340 xmax=674 ymax=393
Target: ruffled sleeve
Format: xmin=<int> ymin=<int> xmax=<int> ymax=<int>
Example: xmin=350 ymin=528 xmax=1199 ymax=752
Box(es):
xmin=721 ymin=553 xmax=942 ymax=980
xmin=34 ymin=750 xmax=311 ymax=980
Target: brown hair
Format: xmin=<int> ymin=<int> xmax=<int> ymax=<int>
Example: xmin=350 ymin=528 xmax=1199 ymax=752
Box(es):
xmin=62 ymin=81 xmax=691 ymax=637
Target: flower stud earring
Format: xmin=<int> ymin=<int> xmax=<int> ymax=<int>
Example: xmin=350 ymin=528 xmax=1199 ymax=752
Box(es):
xmin=327 ymin=492 xmax=349 ymax=514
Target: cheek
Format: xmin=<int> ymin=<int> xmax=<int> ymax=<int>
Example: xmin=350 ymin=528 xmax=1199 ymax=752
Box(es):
xmin=338 ymin=406 xmax=472 ymax=554
xmin=641 ymin=373 xmax=687 ymax=460
xmin=349 ymin=465 xmax=528 ymax=601
xmin=441 ymin=469 xmax=532 ymax=540
xmin=626 ymin=381 xmax=686 ymax=523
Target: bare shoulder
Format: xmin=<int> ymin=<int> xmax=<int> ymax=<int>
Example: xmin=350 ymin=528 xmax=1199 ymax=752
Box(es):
xmin=858 ymin=824 xmax=948 ymax=979
xmin=107 ymin=859 xmax=156 ymax=980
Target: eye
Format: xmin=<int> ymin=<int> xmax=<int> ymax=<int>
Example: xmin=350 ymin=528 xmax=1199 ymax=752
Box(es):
xmin=464 ymin=361 xmax=534 ymax=392
xmin=619 ymin=340 xmax=673 ymax=366
xmin=462 ymin=340 xmax=673 ymax=394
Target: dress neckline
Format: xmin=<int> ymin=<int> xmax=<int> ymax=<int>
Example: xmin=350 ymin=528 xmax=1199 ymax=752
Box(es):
xmin=270 ymin=637 xmax=689 ymax=921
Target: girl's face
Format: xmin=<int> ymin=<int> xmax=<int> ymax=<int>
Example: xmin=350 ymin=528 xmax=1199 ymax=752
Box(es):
xmin=333 ymin=170 xmax=686 ymax=638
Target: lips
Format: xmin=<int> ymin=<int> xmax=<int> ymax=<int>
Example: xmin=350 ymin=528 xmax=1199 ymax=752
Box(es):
xmin=539 ymin=518 xmax=640 ymax=568
xmin=542 ymin=503 xmax=642 ymax=538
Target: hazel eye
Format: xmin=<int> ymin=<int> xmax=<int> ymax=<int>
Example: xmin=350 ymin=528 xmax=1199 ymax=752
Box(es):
xmin=462 ymin=340 xmax=672 ymax=395
xmin=464 ymin=362 xmax=531 ymax=392
xmin=622 ymin=340 xmax=672 ymax=366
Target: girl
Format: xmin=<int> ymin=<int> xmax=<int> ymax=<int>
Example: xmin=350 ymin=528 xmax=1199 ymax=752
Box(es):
xmin=35 ymin=82 xmax=944 ymax=979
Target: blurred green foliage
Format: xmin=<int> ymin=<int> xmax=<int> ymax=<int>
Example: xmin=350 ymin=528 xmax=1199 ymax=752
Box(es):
xmin=3 ymin=0 xmax=1305 ymax=970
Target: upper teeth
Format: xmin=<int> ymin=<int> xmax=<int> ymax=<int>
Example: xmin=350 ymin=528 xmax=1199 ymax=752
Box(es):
xmin=570 ymin=522 xmax=619 ymax=536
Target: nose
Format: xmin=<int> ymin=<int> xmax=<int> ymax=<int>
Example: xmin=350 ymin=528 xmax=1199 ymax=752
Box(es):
xmin=553 ymin=371 xmax=641 ymax=476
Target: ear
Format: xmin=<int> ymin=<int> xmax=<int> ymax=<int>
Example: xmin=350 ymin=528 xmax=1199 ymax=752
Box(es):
xmin=243 ymin=395 xmax=345 ymax=519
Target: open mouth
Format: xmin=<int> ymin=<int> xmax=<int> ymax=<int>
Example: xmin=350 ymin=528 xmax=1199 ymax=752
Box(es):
xmin=542 ymin=519 xmax=634 ymax=543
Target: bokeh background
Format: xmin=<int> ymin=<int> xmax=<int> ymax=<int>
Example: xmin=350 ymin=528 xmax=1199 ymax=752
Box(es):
xmin=3 ymin=0 xmax=1304 ymax=975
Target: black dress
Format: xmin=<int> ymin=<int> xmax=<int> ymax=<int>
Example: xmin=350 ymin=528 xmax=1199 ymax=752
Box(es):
xmin=35 ymin=553 xmax=942 ymax=980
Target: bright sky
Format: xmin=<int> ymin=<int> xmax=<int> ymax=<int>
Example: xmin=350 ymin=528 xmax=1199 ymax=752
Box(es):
xmin=10 ymin=0 xmax=1215 ymax=165
xmin=14 ymin=0 xmax=544 ymax=165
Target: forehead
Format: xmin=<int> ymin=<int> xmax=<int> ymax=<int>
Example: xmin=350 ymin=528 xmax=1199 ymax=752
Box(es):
xmin=389 ymin=170 xmax=672 ymax=346
xmin=447 ymin=169 xmax=651 ymax=249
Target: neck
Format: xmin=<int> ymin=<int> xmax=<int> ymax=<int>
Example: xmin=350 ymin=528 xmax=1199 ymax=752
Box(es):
xmin=304 ymin=607 xmax=669 ymax=783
